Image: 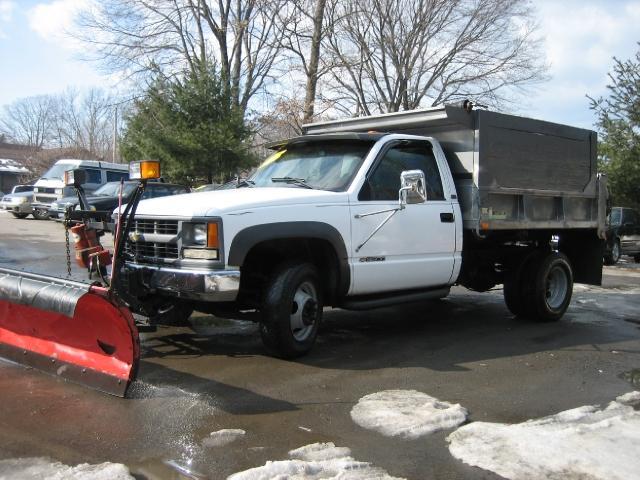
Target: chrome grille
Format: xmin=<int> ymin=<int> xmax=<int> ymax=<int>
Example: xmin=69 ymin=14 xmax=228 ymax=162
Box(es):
xmin=133 ymin=218 xmax=178 ymax=235
xmin=126 ymin=240 xmax=179 ymax=259
xmin=35 ymin=195 xmax=54 ymax=203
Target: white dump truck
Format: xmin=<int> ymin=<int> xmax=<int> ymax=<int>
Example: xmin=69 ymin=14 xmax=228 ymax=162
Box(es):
xmin=119 ymin=101 xmax=607 ymax=358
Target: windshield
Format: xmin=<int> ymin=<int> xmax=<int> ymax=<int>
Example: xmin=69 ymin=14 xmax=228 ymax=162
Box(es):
xmin=249 ymin=140 xmax=374 ymax=191
xmin=40 ymin=163 xmax=78 ymax=181
xmin=609 ymin=208 xmax=622 ymax=226
xmin=93 ymin=182 xmax=137 ymax=197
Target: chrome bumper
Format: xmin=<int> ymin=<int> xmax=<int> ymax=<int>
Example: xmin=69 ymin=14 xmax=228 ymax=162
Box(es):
xmin=124 ymin=264 xmax=240 ymax=302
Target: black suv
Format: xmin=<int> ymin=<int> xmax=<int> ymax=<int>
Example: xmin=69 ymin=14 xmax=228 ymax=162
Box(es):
xmin=604 ymin=207 xmax=640 ymax=265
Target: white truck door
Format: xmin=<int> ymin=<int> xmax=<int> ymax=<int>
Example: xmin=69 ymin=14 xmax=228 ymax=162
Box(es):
xmin=349 ymin=140 xmax=456 ymax=295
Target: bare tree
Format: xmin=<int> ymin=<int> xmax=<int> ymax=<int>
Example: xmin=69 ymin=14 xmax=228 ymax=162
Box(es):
xmin=325 ymin=0 xmax=547 ymax=115
xmin=278 ymin=0 xmax=337 ymax=124
xmin=77 ymin=0 xmax=288 ymax=113
xmin=1 ymin=89 xmax=118 ymax=160
xmin=0 ymin=95 xmax=54 ymax=149
xmin=51 ymin=88 xmax=117 ymax=159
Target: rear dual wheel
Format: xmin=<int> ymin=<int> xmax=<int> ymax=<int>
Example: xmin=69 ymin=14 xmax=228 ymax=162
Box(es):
xmin=504 ymin=251 xmax=573 ymax=322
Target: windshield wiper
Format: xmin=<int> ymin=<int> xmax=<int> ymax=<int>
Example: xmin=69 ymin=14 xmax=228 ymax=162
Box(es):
xmin=271 ymin=177 xmax=314 ymax=189
xmin=236 ymin=179 xmax=255 ymax=188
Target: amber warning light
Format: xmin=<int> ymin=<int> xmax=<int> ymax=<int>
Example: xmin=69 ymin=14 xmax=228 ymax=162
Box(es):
xmin=129 ymin=160 xmax=161 ymax=180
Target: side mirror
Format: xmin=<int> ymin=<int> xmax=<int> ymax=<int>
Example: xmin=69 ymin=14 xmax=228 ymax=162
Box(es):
xmin=399 ymin=170 xmax=427 ymax=205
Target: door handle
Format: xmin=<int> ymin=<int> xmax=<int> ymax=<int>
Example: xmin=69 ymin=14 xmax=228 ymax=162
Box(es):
xmin=440 ymin=212 xmax=454 ymax=223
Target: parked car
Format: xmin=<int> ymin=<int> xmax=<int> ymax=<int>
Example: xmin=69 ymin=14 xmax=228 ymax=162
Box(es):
xmin=48 ymin=181 xmax=190 ymax=220
xmin=0 ymin=185 xmax=35 ymax=219
xmin=604 ymin=207 xmax=640 ymax=265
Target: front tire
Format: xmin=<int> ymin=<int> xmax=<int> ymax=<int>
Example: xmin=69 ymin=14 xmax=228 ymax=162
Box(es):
xmin=521 ymin=252 xmax=573 ymax=322
xmin=604 ymin=239 xmax=621 ymax=265
xmin=32 ymin=208 xmax=49 ymax=221
xmin=260 ymin=262 xmax=323 ymax=359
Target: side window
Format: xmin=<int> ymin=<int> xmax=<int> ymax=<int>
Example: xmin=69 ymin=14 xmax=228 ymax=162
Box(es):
xmin=359 ymin=142 xmax=445 ymax=201
xmin=83 ymin=168 xmax=102 ymax=184
xmin=106 ymin=170 xmax=129 ymax=182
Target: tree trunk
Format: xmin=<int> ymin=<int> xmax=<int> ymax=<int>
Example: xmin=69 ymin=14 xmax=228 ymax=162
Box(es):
xmin=302 ymin=0 xmax=327 ymax=124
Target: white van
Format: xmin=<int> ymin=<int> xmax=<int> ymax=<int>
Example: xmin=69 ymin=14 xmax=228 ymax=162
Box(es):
xmin=31 ymin=159 xmax=129 ymax=220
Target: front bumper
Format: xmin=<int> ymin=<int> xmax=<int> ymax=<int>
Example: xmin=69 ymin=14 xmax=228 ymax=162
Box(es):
xmin=123 ymin=263 xmax=240 ymax=302
xmin=0 ymin=202 xmax=32 ymax=214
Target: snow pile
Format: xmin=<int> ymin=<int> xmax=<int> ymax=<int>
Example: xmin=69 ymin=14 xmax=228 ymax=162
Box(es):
xmin=447 ymin=391 xmax=640 ymax=480
xmin=0 ymin=158 xmax=28 ymax=174
xmin=227 ymin=442 xmax=404 ymax=480
xmin=202 ymin=429 xmax=246 ymax=447
xmin=0 ymin=457 xmax=133 ymax=479
xmin=351 ymin=390 xmax=468 ymax=439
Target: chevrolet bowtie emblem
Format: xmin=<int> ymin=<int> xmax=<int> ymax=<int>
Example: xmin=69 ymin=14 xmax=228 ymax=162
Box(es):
xmin=129 ymin=231 xmax=143 ymax=242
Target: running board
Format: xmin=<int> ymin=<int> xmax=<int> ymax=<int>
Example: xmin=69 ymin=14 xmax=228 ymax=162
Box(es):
xmin=339 ymin=287 xmax=450 ymax=311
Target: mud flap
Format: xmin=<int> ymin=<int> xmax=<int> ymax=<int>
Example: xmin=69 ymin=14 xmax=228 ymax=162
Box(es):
xmin=0 ymin=267 xmax=139 ymax=396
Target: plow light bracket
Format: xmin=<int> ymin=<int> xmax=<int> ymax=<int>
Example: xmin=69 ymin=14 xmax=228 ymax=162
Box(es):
xmin=129 ymin=160 xmax=161 ymax=180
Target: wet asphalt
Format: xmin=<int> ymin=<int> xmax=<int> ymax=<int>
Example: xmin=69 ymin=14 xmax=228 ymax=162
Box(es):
xmin=0 ymin=212 xmax=639 ymax=479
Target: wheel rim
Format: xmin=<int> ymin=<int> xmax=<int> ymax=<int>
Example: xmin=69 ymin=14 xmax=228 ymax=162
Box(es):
xmin=612 ymin=242 xmax=620 ymax=262
xmin=290 ymin=281 xmax=319 ymax=342
xmin=545 ymin=265 xmax=568 ymax=310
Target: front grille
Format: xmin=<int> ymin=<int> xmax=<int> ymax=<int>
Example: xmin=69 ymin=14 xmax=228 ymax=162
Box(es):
xmin=126 ymin=240 xmax=179 ymax=259
xmin=35 ymin=195 xmax=54 ymax=203
xmin=36 ymin=187 xmax=55 ymax=194
xmin=133 ymin=218 xmax=178 ymax=235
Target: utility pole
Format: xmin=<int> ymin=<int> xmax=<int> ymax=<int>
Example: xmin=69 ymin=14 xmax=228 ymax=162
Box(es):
xmin=112 ymin=106 xmax=118 ymax=163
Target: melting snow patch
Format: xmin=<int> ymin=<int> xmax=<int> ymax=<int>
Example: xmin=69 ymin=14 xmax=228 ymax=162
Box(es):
xmin=351 ymin=390 xmax=468 ymax=439
xmin=0 ymin=457 xmax=133 ymax=479
xmin=447 ymin=392 xmax=640 ymax=480
xmin=227 ymin=442 xmax=404 ymax=480
xmin=202 ymin=429 xmax=246 ymax=447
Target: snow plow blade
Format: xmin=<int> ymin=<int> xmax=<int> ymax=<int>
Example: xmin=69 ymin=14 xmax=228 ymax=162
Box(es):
xmin=0 ymin=267 xmax=139 ymax=396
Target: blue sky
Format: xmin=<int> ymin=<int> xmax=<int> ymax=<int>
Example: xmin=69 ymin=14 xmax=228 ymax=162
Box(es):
xmin=1 ymin=0 xmax=639 ymax=129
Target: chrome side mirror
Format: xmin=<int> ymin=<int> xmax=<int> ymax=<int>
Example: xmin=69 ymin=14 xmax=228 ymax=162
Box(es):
xmin=399 ymin=170 xmax=427 ymax=205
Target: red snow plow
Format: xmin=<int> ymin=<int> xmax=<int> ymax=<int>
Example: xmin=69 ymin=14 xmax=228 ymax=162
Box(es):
xmin=0 ymin=160 xmax=161 ymax=396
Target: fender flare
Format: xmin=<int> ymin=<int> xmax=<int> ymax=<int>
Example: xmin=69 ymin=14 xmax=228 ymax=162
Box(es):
xmin=228 ymin=221 xmax=350 ymax=297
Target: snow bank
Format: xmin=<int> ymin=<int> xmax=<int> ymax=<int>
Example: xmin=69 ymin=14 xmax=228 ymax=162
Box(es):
xmin=202 ymin=429 xmax=246 ymax=447
xmin=0 ymin=458 xmax=133 ymax=479
xmin=351 ymin=390 xmax=468 ymax=439
xmin=227 ymin=442 xmax=404 ymax=480
xmin=447 ymin=391 xmax=640 ymax=480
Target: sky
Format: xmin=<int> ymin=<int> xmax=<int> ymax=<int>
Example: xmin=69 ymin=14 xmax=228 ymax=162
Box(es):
xmin=0 ymin=0 xmax=639 ymax=129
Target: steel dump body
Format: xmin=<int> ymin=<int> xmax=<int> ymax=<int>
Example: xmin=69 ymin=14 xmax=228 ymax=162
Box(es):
xmin=303 ymin=104 xmax=605 ymax=234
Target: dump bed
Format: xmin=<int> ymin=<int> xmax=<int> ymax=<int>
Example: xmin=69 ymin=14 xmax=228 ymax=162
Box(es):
xmin=303 ymin=103 xmax=607 ymax=234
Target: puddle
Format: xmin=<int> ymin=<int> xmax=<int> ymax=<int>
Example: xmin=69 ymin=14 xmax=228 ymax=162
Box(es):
xmin=619 ymin=369 xmax=640 ymax=389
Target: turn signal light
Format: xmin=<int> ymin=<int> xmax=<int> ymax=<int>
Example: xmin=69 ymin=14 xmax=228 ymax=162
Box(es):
xmin=130 ymin=160 xmax=161 ymax=180
xmin=207 ymin=223 xmax=219 ymax=248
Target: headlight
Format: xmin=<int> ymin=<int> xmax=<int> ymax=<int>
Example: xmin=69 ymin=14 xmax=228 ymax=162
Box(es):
xmin=192 ymin=223 xmax=207 ymax=245
xmin=55 ymin=188 xmax=63 ymax=195
xmin=182 ymin=221 xmax=221 ymax=259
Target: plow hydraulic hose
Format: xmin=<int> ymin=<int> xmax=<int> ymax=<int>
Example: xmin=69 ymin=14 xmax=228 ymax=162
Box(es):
xmin=0 ymin=267 xmax=139 ymax=396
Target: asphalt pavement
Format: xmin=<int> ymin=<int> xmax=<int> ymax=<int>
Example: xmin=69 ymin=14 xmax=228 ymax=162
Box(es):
xmin=0 ymin=212 xmax=638 ymax=479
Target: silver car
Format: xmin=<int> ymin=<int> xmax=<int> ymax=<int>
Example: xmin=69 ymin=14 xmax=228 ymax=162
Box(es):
xmin=0 ymin=185 xmax=35 ymax=219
